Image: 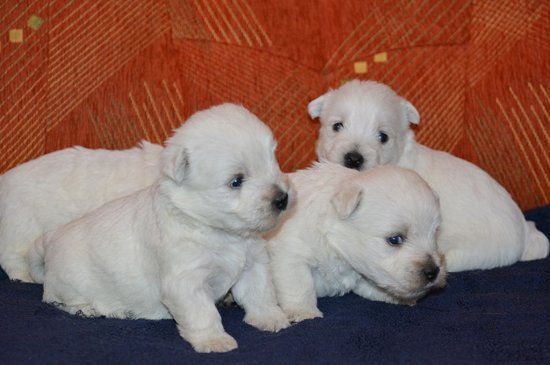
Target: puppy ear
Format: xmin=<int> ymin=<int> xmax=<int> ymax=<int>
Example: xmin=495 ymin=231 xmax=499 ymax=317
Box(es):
xmin=162 ymin=145 xmax=189 ymax=184
xmin=308 ymin=94 xmax=327 ymax=119
xmin=331 ymin=184 xmax=363 ymax=220
xmin=402 ymin=99 xmax=420 ymax=125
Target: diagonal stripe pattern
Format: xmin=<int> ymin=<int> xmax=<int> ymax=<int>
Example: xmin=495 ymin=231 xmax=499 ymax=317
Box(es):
xmin=0 ymin=0 xmax=548 ymax=210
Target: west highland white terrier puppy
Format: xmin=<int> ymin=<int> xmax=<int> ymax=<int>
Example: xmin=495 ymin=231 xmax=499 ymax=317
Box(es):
xmin=308 ymin=80 xmax=549 ymax=272
xmin=0 ymin=141 xmax=162 ymax=282
xmin=27 ymin=103 xmax=291 ymax=353
xmin=268 ymin=162 xmax=446 ymax=323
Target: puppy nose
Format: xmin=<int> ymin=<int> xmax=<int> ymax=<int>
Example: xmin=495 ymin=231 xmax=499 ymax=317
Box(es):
xmin=272 ymin=191 xmax=288 ymax=211
xmin=422 ymin=264 xmax=440 ymax=282
xmin=344 ymin=151 xmax=364 ymax=170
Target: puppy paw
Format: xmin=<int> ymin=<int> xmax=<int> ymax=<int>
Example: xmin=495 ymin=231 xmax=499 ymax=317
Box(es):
xmin=284 ymin=307 xmax=323 ymax=323
xmin=190 ymin=333 xmax=238 ymax=353
xmin=54 ymin=302 xmax=99 ymax=318
xmin=12 ymin=273 xmax=34 ymax=283
xmin=244 ymin=307 xmax=290 ymax=332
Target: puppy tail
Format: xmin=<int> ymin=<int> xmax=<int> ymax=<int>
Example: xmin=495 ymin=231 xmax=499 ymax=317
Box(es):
xmin=27 ymin=236 xmax=46 ymax=284
xmin=520 ymin=221 xmax=549 ymax=262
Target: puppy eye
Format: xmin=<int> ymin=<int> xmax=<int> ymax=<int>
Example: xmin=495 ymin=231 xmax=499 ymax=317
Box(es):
xmin=386 ymin=234 xmax=405 ymax=246
xmin=229 ymin=174 xmax=245 ymax=189
xmin=332 ymin=122 xmax=344 ymax=132
xmin=378 ymin=132 xmax=389 ymax=144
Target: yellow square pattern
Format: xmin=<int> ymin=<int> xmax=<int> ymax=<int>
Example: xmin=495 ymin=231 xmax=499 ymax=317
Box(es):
xmin=374 ymin=52 xmax=388 ymax=63
xmin=9 ymin=29 xmax=24 ymax=43
xmin=28 ymin=15 xmax=45 ymax=31
xmin=354 ymin=61 xmax=368 ymax=74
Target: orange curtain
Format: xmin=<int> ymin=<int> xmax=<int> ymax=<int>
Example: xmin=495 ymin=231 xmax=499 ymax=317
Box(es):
xmin=1 ymin=0 xmax=548 ymax=209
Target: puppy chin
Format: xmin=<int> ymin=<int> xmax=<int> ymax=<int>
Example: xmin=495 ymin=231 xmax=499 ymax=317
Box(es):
xmin=383 ymin=286 xmax=432 ymax=306
xmin=214 ymin=218 xmax=272 ymax=238
xmin=246 ymin=216 xmax=279 ymax=235
xmin=252 ymin=186 xmax=292 ymax=233
xmin=372 ymin=270 xmax=447 ymax=305
xmin=224 ymin=203 xmax=289 ymax=236
xmin=341 ymin=149 xmax=385 ymax=171
xmin=247 ymin=205 xmax=288 ymax=234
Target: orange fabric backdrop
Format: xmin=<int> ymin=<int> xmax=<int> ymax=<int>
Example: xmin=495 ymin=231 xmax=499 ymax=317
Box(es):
xmin=1 ymin=0 xmax=548 ymax=210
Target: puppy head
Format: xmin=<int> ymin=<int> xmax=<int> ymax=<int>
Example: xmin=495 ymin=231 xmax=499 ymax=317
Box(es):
xmin=309 ymin=80 xmax=419 ymax=171
xmin=161 ymin=103 xmax=291 ymax=235
xmin=326 ymin=165 xmax=446 ymax=303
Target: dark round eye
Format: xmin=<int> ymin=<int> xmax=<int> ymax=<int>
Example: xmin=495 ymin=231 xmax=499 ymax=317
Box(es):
xmin=229 ymin=174 xmax=244 ymax=189
xmin=332 ymin=122 xmax=344 ymax=132
xmin=387 ymin=234 xmax=405 ymax=246
xmin=378 ymin=132 xmax=389 ymax=144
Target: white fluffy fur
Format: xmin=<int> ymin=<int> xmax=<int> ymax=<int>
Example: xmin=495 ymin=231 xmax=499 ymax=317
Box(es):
xmin=0 ymin=141 xmax=162 ymax=282
xmin=308 ymin=80 xmax=549 ymax=272
xmin=27 ymin=103 xmax=291 ymax=353
xmin=268 ymin=162 xmax=446 ymax=323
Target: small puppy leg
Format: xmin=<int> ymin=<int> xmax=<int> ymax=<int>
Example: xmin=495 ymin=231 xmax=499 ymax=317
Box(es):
xmin=271 ymin=256 xmax=323 ymax=323
xmin=162 ymin=275 xmax=237 ymax=353
xmin=2 ymin=252 xmax=33 ymax=282
xmin=231 ymin=242 xmax=289 ymax=332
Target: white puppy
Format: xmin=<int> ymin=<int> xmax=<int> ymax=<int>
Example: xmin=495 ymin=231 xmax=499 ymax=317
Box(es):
xmin=308 ymin=80 xmax=549 ymax=272
xmin=0 ymin=141 xmax=162 ymax=282
xmin=27 ymin=103 xmax=291 ymax=353
xmin=268 ymin=162 xmax=446 ymax=323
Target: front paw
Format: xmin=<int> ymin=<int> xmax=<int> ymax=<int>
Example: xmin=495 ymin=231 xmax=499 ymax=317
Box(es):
xmin=189 ymin=333 xmax=238 ymax=353
xmin=283 ymin=307 xmax=323 ymax=323
xmin=244 ymin=307 xmax=290 ymax=332
xmin=11 ymin=271 xmax=33 ymax=283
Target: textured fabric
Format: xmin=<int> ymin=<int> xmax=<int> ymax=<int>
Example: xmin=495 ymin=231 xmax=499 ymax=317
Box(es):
xmin=0 ymin=0 xmax=548 ymax=210
xmin=0 ymin=205 xmax=548 ymax=364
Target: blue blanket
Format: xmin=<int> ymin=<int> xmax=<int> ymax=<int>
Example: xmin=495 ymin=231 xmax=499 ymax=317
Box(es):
xmin=1 ymin=206 xmax=549 ymax=364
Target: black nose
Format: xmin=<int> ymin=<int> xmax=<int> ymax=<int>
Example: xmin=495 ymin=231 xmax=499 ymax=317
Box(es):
xmin=422 ymin=265 xmax=440 ymax=282
xmin=272 ymin=191 xmax=288 ymax=211
xmin=343 ymin=151 xmax=364 ymax=170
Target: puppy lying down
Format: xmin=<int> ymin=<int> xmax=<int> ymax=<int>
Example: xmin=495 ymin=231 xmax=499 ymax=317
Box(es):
xmin=0 ymin=141 xmax=162 ymax=282
xmin=28 ymin=104 xmax=291 ymax=353
xmin=308 ymin=80 xmax=549 ymax=272
xmin=267 ymin=162 xmax=446 ymax=323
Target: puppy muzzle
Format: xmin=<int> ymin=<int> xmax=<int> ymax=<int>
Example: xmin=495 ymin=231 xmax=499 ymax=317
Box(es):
xmin=422 ymin=264 xmax=440 ymax=283
xmin=343 ymin=151 xmax=364 ymax=170
xmin=272 ymin=191 xmax=289 ymax=211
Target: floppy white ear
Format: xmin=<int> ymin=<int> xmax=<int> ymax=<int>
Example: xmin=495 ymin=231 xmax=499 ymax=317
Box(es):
xmin=308 ymin=94 xmax=327 ymax=119
xmin=162 ymin=145 xmax=189 ymax=184
xmin=331 ymin=184 xmax=363 ymax=220
xmin=402 ymin=99 xmax=420 ymax=125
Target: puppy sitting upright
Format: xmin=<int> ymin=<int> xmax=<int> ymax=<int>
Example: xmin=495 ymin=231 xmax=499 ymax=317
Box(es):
xmin=28 ymin=103 xmax=291 ymax=353
xmin=268 ymin=162 xmax=446 ymax=323
xmin=308 ymin=80 xmax=549 ymax=272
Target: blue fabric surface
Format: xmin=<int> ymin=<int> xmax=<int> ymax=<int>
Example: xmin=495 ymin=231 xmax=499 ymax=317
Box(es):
xmin=1 ymin=206 xmax=549 ymax=364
